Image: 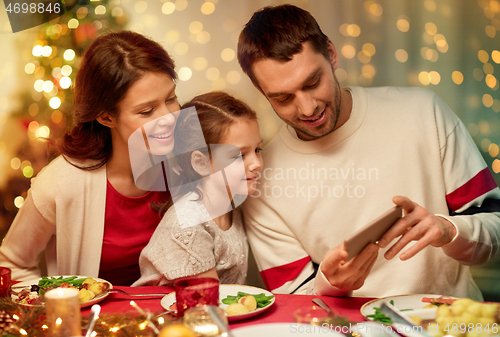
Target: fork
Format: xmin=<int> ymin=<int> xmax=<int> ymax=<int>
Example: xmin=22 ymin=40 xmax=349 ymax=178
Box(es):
xmin=105 ymin=288 xmax=169 ymax=297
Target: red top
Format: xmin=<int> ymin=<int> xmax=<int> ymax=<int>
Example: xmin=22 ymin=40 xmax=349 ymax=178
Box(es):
xmin=99 ymin=180 xmax=170 ymax=286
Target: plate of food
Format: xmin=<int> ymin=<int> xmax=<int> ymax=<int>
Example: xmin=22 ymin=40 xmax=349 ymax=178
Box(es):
xmin=11 ymin=275 xmax=112 ymax=308
xmin=361 ymin=294 xmax=500 ymax=337
xmin=160 ymin=284 xmax=275 ymax=322
xmin=360 ymin=294 xmax=451 ymax=323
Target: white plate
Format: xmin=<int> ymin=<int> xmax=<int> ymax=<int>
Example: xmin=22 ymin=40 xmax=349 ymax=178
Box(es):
xmin=232 ymin=323 xmax=344 ymax=336
xmin=160 ymin=284 xmax=275 ymax=322
xmin=360 ymin=294 xmax=448 ymax=320
xmin=12 ymin=275 xmax=113 ymax=308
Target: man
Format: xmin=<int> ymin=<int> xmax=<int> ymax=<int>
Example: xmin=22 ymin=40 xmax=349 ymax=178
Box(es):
xmin=238 ymin=4 xmax=500 ymax=299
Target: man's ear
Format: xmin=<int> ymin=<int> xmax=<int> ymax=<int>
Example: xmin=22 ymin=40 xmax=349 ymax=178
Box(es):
xmin=96 ymin=111 xmax=115 ymax=128
xmin=326 ymin=39 xmax=339 ymax=70
xmin=191 ymin=150 xmax=213 ymax=177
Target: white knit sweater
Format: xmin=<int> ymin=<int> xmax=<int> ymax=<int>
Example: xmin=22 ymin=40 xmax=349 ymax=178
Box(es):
xmin=243 ymin=86 xmax=500 ymax=299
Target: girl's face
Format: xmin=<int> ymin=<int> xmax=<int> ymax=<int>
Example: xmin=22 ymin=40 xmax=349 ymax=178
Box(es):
xmin=112 ymin=72 xmax=180 ymax=156
xmin=220 ymin=118 xmax=263 ymax=196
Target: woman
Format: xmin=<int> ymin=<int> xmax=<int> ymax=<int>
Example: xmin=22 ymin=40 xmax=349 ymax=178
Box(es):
xmin=0 ymin=31 xmax=179 ymax=285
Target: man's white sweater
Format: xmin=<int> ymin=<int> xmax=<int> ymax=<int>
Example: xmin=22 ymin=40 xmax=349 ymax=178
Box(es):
xmin=243 ymin=86 xmax=500 ymax=299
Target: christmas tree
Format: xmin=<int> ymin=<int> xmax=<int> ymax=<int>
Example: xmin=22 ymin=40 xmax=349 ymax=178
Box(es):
xmin=0 ymin=0 xmax=127 ymax=238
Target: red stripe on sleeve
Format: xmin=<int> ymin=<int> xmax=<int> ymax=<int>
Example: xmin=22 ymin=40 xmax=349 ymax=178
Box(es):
xmin=446 ymin=167 xmax=498 ymax=212
xmin=259 ymin=256 xmax=311 ymax=291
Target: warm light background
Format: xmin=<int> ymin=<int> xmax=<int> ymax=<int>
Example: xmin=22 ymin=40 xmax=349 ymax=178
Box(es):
xmin=0 ymin=0 xmax=499 ymax=298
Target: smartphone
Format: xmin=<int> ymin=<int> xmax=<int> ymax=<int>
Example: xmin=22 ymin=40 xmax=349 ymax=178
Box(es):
xmin=344 ymin=206 xmax=403 ymax=261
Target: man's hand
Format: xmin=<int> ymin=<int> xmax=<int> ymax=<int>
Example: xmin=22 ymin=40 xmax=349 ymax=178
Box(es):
xmin=320 ymin=242 xmax=379 ymax=291
xmin=378 ymin=196 xmax=457 ymax=261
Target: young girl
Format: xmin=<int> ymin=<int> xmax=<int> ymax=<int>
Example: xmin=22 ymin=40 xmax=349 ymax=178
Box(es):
xmin=133 ymin=91 xmax=263 ymax=285
xmin=0 ymin=31 xmax=179 ymax=285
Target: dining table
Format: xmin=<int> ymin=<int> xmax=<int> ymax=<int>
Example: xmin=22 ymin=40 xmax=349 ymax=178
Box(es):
xmin=80 ymin=285 xmax=374 ymax=330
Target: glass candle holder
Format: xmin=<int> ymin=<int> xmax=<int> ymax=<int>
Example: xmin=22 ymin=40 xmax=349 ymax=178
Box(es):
xmin=45 ymin=288 xmax=82 ymax=337
xmin=183 ymin=305 xmax=227 ymax=337
xmin=174 ymin=277 xmax=219 ymax=318
xmin=0 ymin=267 xmax=11 ymax=298
xmin=293 ymin=305 xmax=336 ymax=326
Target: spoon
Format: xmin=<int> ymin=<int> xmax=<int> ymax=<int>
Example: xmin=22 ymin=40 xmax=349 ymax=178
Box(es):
xmin=85 ymin=304 xmax=100 ymax=337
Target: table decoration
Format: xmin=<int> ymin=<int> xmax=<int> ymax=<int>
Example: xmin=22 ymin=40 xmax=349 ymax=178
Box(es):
xmin=0 ymin=267 xmax=11 ymax=298
xmin=44 ymin=288 xmax=82 ymax=337
xmin=174 ymin=278 xmax=219 ymax=318
xmin=0 ymin=297 xmax=178 ymax=336
xmin=182 ymin=305 xmax=227 ymax=337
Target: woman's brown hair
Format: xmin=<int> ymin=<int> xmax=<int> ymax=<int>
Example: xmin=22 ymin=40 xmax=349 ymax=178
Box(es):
xmin=54 ymin=31 xmax=177 ymax=170
xmin=157 ymin=91 xmax=257 ymax=214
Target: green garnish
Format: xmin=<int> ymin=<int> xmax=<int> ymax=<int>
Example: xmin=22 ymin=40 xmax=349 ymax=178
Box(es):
xmin=221 ymin=292 xmax=274 ymax=308
xmin=36 ymin=276 xmax=89 ymax=295
xmin=366 ymin=307 xmax=392 ymax=325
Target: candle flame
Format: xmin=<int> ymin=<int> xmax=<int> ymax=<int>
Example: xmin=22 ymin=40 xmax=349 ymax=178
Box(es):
xmin=91 ymin=331 xmax=97 ymax=337
xmin=19 ymin=329 xmax=28 ymax=335
xmin=110 ymin=327 xmax=119 ymax=332
xmin=56 ymin=317 xmax=63 ymax=325
xmin=42 ymin=325 xmax=48 ymax=329
xmin=158 ymin=317 xmax=164 ymax=324
xmin=139 ymin=321 xmax=148 ymax=330
xmin=12 ymin=314 xmax=19 ymax=320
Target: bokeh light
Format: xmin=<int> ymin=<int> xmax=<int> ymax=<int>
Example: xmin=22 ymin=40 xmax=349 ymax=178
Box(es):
xmin=59 ymin=77 xmax=71 ymax=89
xmin=178 ymin=67 xmax=192 ymax=81
xmin=32 ymin=45 xmax=43 ymax=57
xmin=68 ymin=18 xmax=79 ymax=29
xmin=489 ymin=143 xmax=500 ymax=157
xmin=189 ymin=21 xmax=203 ymax=34
xmin=49 ymin=97 xmax=61 ymax=109
xmin=452 ymin=71 xmax=464 ymax=84
xmin=342 ymin=45 xmax=356 ymax=59
xmin=483 ymin=94 xmax=494 ymax=107
xmin=196 ymin=31 xmax=211 ymax=44
xmin=194 ymin=57 xmax=208 ymax=70
xmin=226 ymin=70 xmax=241 ymax=84
xmin=162 ymin=2 xmax=175 ymax=14
xmin=206 ymin=67 xmax=220 ymax=81
xmin=493 ymin=159 xmax=500 ymax=174
xmin=201 ymin=2 xmax=215 ymax=15
xmin=395 ymin=49 xmax=408 ymax=62
xmin=221 ymin=48 xmax=235 ymax=62
xmin=397 ymin=17 xmax=410 ymax=32
xmin=64 ymin=49 xmax=76 ymax=61
xmin=14 ymin=196 xmax=24 ymax=209
xmin=174 ymin=42 xmax=189 ymax=55
xmin=95 ymin=5 xmax=107 ymax=15
xmin=25 ymin=63 xmax=35 ymax=74
xmin=175 ymin=0 xmax=188 ymax=11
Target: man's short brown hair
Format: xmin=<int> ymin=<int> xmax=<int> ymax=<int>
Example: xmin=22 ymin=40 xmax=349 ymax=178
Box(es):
xmin=237 ymin=4 xmax=330 ymax=86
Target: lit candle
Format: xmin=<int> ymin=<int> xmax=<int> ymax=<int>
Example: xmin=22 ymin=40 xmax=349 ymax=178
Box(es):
xmin=45 ymin=288 xmax=82 ymax=337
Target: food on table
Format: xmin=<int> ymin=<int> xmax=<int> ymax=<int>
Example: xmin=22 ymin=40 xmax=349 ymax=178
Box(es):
xmin=158 ymin=324 xmax=196 ymax=337
xmin=422 ymin=296 xmax=457 ymax=307
xmin=238 ymin=295 xmax=257 ymax=311
xmin=225 ymin=303 xmax=251 ymax=315
xmin=221 ymin=291 xmax=274 ymax=316
xmin=15 ymin=276 xmax=110 ymax=305
xmin=428 ymin=298 xmax=500 ymax=337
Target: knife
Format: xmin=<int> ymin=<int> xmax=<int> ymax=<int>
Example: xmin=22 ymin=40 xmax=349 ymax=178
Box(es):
xmin=379 ymin=302 xmax=434 ymax=337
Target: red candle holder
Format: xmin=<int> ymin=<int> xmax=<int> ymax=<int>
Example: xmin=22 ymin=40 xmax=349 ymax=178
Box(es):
xmin=0 ymin=267 xmax=11 ymax=298
xmin=174 ymin=277 xmax=219 ymax=318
